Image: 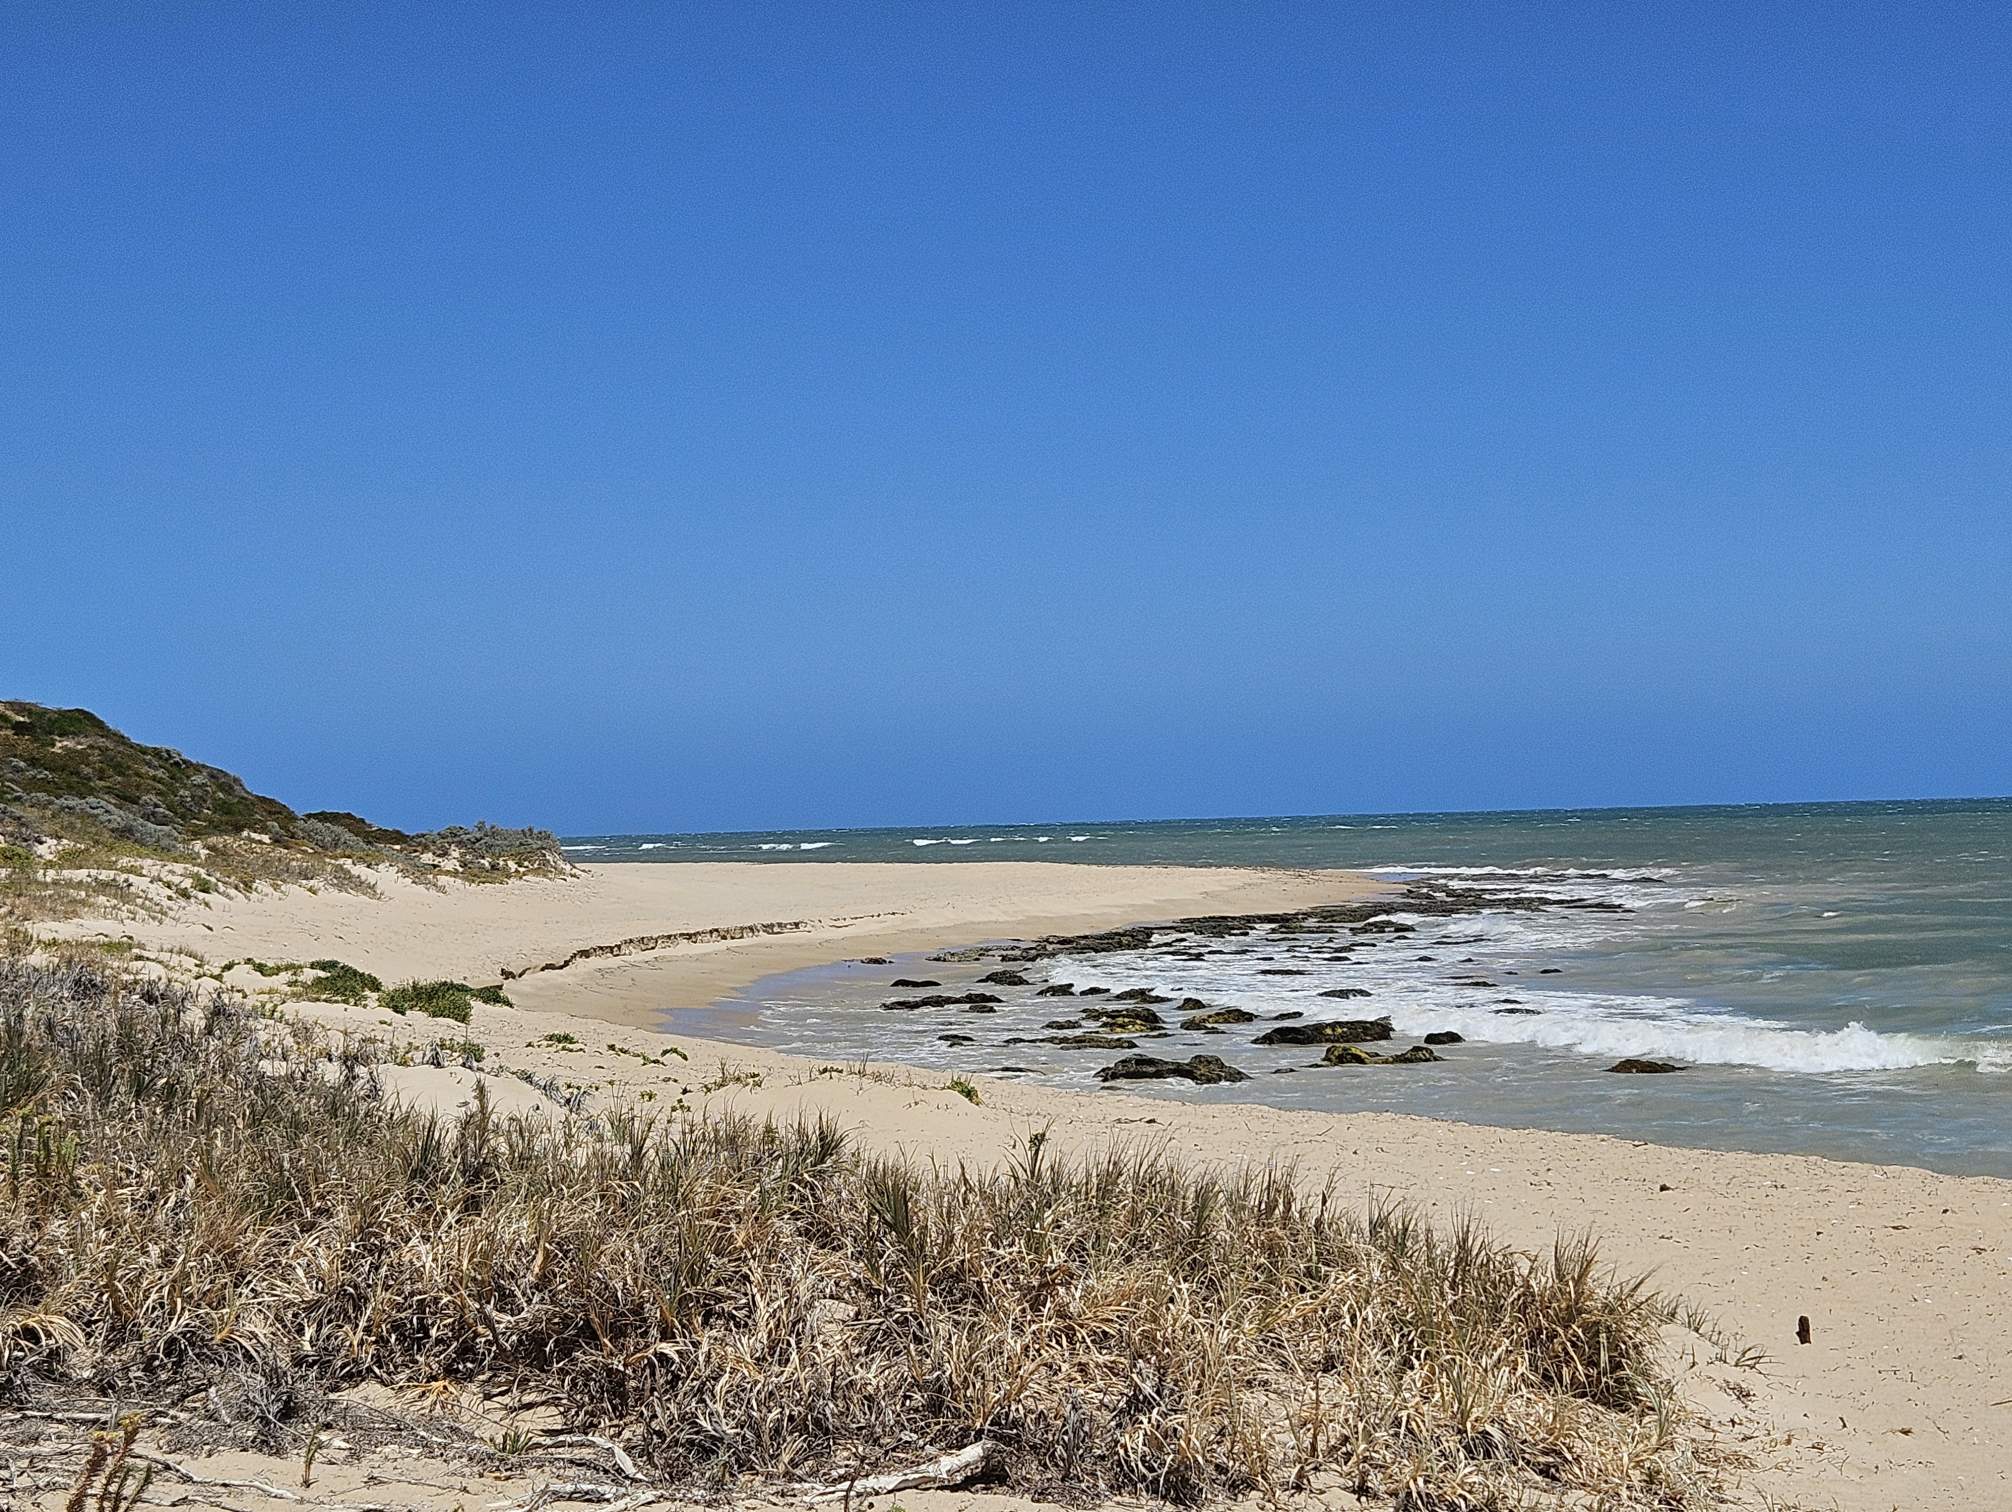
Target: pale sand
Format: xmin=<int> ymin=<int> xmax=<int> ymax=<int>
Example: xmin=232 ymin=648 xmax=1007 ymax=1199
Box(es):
xmin=93 ymin=859 xmax=1381 ymax=1024
xmin=53 ymin=862 xmax=2012 ymax=1509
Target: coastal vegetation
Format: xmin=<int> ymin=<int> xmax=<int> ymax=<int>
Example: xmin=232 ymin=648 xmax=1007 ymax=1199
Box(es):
xmin=0 ymin=700 xmax=567 ymax=931
xmin=0 ymin=956 xmax=1717 ymax=1508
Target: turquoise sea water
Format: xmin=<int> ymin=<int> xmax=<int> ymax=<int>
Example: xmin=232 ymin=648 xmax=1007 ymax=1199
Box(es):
xmin=566 ymin=800 xmax=2012 ymax=1175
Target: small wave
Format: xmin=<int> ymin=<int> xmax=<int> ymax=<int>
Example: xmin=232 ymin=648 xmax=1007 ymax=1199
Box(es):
xmin=948 ymin=838 xmax=979 ymax=846
xmin=910 ymin=839 xmax=945 ymax=847
xmin=799 ymin=841 xmax=835 ymax=850
xmin=637 ymin=843 xmax=668 ymax=851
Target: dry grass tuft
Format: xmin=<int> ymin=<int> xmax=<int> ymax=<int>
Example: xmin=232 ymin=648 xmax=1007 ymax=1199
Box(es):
xmin=1 ymin=959 xmax=1714 ymax=1507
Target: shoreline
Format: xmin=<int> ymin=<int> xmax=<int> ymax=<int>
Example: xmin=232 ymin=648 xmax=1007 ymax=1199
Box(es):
xmin=49 ymin=859 xmax=2012 ymax=1508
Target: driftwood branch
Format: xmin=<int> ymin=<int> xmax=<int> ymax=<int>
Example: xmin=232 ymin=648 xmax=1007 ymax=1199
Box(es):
xmin=800 ymin=1440 xmax=1000 ymax=1503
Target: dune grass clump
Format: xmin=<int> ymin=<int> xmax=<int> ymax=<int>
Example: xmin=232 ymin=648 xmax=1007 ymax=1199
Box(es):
xmin=0 ymin=959 xmax=1711 ymax=1507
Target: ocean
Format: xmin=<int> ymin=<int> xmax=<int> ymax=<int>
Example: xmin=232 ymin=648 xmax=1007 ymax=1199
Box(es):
xmin=564 ymin=799 xmax=2012 ymax=1175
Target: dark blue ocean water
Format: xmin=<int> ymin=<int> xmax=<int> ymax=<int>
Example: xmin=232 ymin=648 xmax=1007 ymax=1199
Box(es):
xmin=569 ymin=800 xmax=2012 ymax=1174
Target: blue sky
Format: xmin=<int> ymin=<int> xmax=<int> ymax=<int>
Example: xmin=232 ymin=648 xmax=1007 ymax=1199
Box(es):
xmin=6 ymin=3 xmax=2007 ymax=833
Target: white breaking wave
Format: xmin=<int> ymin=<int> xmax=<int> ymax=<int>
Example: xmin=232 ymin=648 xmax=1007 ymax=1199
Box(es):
xmin=798 ymin=841 xmax=835 ymax=850
xmin=910 ymin=838 xmax=944 ymax=847
xmin=1368 ymin=991 xmax=2009 ymax=1075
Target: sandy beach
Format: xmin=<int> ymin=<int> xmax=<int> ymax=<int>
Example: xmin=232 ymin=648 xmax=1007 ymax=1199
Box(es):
xmin=45 ymin=859 xmax=2012 ymax=1510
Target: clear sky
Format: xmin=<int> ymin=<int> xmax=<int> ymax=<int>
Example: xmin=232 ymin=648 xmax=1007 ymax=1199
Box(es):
xmin=6 ymin=3 xmax=2007 ymax=834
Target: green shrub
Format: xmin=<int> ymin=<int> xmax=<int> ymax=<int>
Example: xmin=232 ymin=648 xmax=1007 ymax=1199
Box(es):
xmin=307 ymin=960 xmax=383 ymax=1005
xmin=471 ymin=984 xmax=511 ymax=1006
xmin=380 ymin=980 xmax=474 ymax=1022
xmin=0 ymin=844 xmax=36 ymax=870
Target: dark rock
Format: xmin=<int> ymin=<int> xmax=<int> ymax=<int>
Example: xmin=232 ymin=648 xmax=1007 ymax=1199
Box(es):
xmin=980 ymin=969 xmax=1032 ymax=987
xmin=856 ymin=956 xmax=891 ymax=965
xmin=1354 ymin=920 xmax=1416 ymax=935
xmin=938 ymin=1033 xmax=974 ymax=1045
xmin=1453 ymin=978 xmax=1498 ymax=988
xmin=881 ymin=992 xmax=1004 ymax=1011
xmin=1493 ymin=1006 xmax=1541 ymax=1015
xmin=1318 ymin=987 xmax=1371 ymax=1000
xmin=1042 ymin=1018 xmax=1083 ymax=1030
xmin=1539 ymin=968 xmax=1562 ymax=974
xmin=1035 ymin=983 xmax=1077 ymax=997
xmin=1254 ymin=1018 xmax=1394 ymax=1046
xmin=1095 ymin=1054 xmax=1250 ymax=1085
xmin=1257 ymin=967 xmax=1309 ymax=976
xmin=1422 ymin=1031 xmax=1464 ymax=1046
xmin=963 ymin=1003 xmax=998 ymax=1014
xmin=1110 ymin=987 xmax=1171 ymax=1004
xmin=1608 ymin=1058 xmax=1683 ymax=1074
xmin=1079 ymin=986 xmax=1109 ymax=996
xmin=1053 ymin=1033 xmax=1139 ymax=1050
xmin=890 ymin=978 xmax=940 ymax=988
xmin=1273 ymin=1010 xmax=1304 ymax=1020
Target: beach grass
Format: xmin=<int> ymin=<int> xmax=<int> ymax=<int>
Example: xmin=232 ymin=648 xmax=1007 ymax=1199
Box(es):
xmin=0 ymin=957 xmax=1713 ymax=1507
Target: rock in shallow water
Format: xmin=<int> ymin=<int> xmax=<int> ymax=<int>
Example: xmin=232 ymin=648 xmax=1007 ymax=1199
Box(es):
xmin=1254 ymin=1018 xmax=1395 ymax=1046
xmin=881 ymin=992 xmax=1003 ymax=1011
xmin=1318 ymin=986 xmax=1372 ymax=1000
xmin=1179 ymin=1004 xmax=1258 ymax=1029
xmin=1096 ymin=1054 xmax=1250 ymax=1085
xmin=1608 ymin=1058 xmax=1684 ymax=1074
xmin=890 ymin=977 xmax=940 ymax=988
xmin=980 ymin=968 xmax=1032 ymax=987
xmin=1319 ymin=1043 xmax=1444 ymax=1066
xmin=1423 ymin=1030 xmax=1464 ymax=1045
